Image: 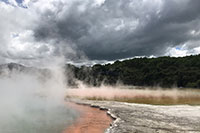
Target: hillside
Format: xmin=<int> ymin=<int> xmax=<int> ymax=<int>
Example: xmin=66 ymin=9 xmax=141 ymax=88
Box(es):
xmin=0 ymin=63 xmax=51 ymax=81
xmin=66 ymin=55 xmax=200 ymax=88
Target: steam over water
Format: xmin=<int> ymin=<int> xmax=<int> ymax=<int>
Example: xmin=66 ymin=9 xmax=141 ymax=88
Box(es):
xmin=67 ymin=83 xmax=200 ymax=105
xmin=0 ymin=65 xmax=78 ymax=133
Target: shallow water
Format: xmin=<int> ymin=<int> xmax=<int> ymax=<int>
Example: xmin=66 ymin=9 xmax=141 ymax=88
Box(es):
xmin=64 ymin=102 xmax=113 ymax=133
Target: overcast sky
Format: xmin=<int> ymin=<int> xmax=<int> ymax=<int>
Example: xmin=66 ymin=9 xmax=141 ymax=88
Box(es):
xmin=0 ymin=0 xmax=200 ymax=65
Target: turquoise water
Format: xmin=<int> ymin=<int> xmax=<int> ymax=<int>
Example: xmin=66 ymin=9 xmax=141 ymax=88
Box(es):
xmin=0 ymin=97 xmax=78 ymax=133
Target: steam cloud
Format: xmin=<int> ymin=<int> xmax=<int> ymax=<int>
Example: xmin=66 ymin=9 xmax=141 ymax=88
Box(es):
xmin=67 ymin=83 xmax=200 ymax=105
xmin=0 ymin=63 xmax=78 ymax=133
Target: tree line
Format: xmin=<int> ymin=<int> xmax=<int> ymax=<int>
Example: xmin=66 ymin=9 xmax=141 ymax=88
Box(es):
xmin=66 ymin=54 xmax=200 ymax=88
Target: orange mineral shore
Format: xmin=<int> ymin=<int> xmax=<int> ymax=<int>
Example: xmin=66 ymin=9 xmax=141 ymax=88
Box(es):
xmin=63 ymin=102 xmax=113 ymax=133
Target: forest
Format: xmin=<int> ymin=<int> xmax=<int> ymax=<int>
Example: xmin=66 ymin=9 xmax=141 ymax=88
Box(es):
xmin=66 ymin=54 xmax=200 ymax=89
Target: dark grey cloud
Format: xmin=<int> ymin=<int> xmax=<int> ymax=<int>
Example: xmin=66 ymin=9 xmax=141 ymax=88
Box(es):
xmin=31 ymin=0 xmax=200 ymax=60
xmin=1 ymin=0 xmax=200 ymax=65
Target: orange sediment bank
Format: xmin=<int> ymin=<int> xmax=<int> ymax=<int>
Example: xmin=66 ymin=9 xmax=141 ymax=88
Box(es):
xmin=63 ymin=102 xmax=113 ymax=133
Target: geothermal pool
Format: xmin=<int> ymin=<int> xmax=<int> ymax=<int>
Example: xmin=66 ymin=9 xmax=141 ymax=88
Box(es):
xmin=64 ymin=102 xmax=113 ymax=133
xmin=0 ymin=100 xmax=112 ymax=133
xmin=0 ymin=103 xmax=78 ymax=133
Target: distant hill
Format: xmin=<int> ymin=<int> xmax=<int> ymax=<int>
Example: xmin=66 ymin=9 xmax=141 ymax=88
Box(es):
xmin=0 ymin=63 xmax=25 ymax=71
xmin=0 ymin=63 xmax=51 ymax=80
xmin=66 ymin=55 xmax=200 ymax=88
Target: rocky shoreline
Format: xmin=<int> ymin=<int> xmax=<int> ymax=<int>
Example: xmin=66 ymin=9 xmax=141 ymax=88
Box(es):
xmin=68 ymin=99 xmax=200 ymax=133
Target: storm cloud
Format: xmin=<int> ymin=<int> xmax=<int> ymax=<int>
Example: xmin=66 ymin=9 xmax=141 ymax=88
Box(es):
xmin=1 ymin=0 xmax=200 ymax=64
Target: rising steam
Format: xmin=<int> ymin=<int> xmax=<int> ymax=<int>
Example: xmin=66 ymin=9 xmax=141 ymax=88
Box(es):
xmin=0 ymin=62 xmax=78 ymax=133
xmin=67 ymin=82 xmax=200 ymax=105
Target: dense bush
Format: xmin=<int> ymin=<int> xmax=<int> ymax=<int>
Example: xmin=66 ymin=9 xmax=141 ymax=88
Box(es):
xmin=66 ymin=54 xmax=200 ymax=88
